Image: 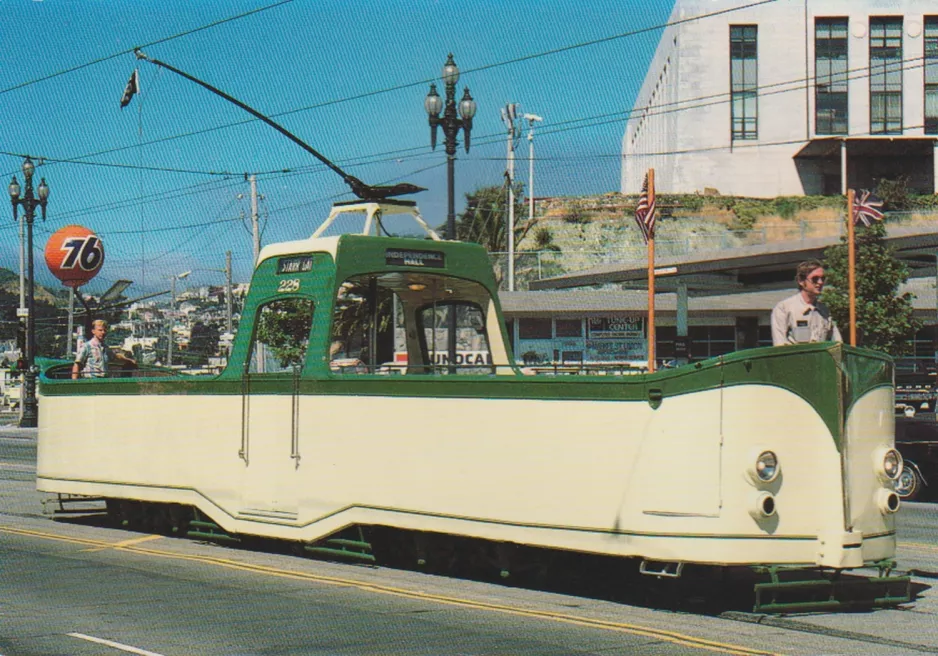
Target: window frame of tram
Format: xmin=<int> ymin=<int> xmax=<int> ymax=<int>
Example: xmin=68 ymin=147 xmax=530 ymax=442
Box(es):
xmin=328 ymin=272 xmax=497 ymax=375
xmin=247 ymin=297 xmax=315 ymax=375
xmin=416 ymin=301 xmax=494 ymax=374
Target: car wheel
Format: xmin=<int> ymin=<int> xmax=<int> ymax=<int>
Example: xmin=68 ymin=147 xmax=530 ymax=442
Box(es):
xmin=895 ymin=463 xmax=923 ymax=502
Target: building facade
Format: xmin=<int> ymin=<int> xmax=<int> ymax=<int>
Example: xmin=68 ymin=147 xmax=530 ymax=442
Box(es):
xmin=622 ymin=0 xmax=938 ymax=197
xmin=501 ymin=280 xmax=938 ymax=368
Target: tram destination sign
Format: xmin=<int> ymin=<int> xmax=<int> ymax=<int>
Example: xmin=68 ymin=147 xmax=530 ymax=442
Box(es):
xmin=386 ymin=248 xmax=445 ymax=268
xmin=277 ymin=255 xmax=314 ymax=274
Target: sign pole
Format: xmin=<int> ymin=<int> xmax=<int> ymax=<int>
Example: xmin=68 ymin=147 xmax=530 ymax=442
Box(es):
xmin=847 ymin=188 xmax=857 ymax=347
xmin=66 ymin=287 xmax=75 ymax=357
xmin=647 ymin=168 xmax=656 ymax=373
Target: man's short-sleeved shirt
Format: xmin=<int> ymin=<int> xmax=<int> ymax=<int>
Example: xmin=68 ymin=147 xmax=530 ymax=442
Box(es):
xmin=771 ymin=293 xmax=842 ymax=346
xmin=75 ymin=338 xmax=112 ymax=378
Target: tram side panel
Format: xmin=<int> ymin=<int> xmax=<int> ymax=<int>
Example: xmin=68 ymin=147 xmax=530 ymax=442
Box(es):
xmin=843 ymin=385 xmax=899 ymax=564
xmin=37 ymin=389 xmax=246 ymax=519
xmin=720 ymin=384 xmax=846 ymax=566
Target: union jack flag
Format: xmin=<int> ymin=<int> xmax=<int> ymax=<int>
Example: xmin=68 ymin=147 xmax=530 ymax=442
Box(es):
xmin=634 ymin=173 xmax=656 ymax=244
xmin=852 ymin=189 xmax=884 ymax=227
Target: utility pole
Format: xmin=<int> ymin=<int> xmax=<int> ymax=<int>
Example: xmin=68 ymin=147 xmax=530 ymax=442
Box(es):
xmin=166 ymin=271 xmax=190 ymax=367
xmin=168 ymin=276 xmax=176 ymax=367
xmin=501 ymin=103 xmax=518 ymax=291
xmin=523 ymin=113 xmax=542 ymax=236
xmin=250 ymin=174 xmax=260 ymax=264
xmin=225 ymin=250 xmax=233 ymax=335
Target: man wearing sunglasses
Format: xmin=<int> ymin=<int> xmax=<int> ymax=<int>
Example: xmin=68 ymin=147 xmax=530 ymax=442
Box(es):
xmin=771 ymin=259 xmax=842 ymax=346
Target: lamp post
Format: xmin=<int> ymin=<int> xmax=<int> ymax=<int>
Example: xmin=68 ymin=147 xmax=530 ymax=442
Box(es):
xmin=166 ymin=271 xmax=191 ymax=367
xmin=425 ymin=55 xmax=476 ymax=373
xmin=424 ymin=53 xmax=477 ymax=240
xmin=8 ymin=156 xmax=49 ymax=428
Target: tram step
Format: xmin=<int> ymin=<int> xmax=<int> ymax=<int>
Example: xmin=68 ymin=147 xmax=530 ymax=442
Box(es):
xmin=752 ymin=566 xmax=911 ymax=613
xmin=304 ymin=530 xmax=375 ymax=564
xmin=186 ymin=517 xmax=240 ymax=544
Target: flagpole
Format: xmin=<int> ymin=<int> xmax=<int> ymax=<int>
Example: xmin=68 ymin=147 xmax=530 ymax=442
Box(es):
xmin=847 ymin=188 xmax=857 ymax=347
xmin=647 ymin=168 xmax=656 ymax=373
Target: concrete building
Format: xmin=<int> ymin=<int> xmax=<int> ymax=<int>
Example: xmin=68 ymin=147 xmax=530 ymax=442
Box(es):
xmin=622 ymin=0 xmax=938 ymax=197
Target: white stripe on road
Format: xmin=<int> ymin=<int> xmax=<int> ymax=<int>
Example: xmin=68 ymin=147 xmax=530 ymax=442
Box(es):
xmin=67 ymin=633 xmax=165 ymax=656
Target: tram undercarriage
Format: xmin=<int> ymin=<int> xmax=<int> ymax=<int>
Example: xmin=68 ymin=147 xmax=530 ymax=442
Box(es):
xmin=45 ymin=495 xmax=911 ymax=615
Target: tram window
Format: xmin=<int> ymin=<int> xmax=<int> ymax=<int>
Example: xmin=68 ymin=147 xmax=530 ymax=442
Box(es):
xmin=331 ymin=272 xmax=499 ymax=375
xmin=331 ymin=277 xmax=398 ymax=374
xmin=418 ymin=302 xmax=493 ymax=375
xmin=248 ymin=298 xmax=314 ymax=374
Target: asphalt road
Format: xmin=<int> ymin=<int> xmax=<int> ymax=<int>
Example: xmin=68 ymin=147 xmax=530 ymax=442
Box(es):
xmin=2 ymin=429 xmax=938 ymax=656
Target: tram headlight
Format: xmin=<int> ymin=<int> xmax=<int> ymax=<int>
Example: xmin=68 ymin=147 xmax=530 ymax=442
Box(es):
xmin=754 ymin=451 xmax=779 ymax=483
xmin=874 ymin=447 xmax=903 ymax=481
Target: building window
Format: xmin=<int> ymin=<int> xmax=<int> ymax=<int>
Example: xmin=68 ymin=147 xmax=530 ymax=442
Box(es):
xmin=555 ymin=319 xmax=582 ymax=338
xmin=730 ymin=25 xmax=758 ymax=140
xmin=519 ymin=318 xmax=552 ymax=340
xmin=926 ymin=17 xmax=938 ymax=134
xmin=815 ymin=18 xmax=849 ymax=135
xmin=870 ymin=17 xmax=903 ymax=135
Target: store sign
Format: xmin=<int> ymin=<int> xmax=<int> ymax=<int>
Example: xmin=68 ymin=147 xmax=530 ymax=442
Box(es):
xmin=587 ymin=317 xmax=644 ymax=339
xmin=586 ymin=339 xmax=646 ymax=362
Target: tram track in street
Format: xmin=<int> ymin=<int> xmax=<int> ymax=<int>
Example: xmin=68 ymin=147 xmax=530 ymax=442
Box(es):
xmin=720 ymin=610 xmax=938 ymax=655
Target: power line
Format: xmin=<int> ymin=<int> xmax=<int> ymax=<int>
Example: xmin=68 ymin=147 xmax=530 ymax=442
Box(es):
xmin=13 ymin=0 xmax=777 ymax=179
xmin=53 ymin=178 xmax=243 ymax=222
xmin=0 ymin=0 xmax=295 ymax=96
xmin=0 ymin=150 xmax=238 ymax=177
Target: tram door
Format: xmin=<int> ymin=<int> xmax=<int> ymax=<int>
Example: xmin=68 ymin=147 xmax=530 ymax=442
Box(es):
xmin=239 ymin=297 xmax=313 ymax=520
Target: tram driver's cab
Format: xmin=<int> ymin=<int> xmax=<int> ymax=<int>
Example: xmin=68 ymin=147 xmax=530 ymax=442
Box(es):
xmin=329 ymin=270 xmax=512 ymax=376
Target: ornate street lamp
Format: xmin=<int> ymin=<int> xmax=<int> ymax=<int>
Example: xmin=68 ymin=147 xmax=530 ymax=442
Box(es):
xmin=425 ymin=55 xmax=476 ymax=374
xmin=425 ymin=53 xmax=477 ymax=240
xmin=9 ymin=156 xmax=49 ymax=428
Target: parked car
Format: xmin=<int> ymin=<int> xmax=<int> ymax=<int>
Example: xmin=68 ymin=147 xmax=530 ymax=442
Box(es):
xmin=894 ymin=414 xmax=938 ymax=502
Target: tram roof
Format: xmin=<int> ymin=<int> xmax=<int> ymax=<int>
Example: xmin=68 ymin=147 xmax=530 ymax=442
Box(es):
xmin=529 ymin=223 xmax=938 ymax=296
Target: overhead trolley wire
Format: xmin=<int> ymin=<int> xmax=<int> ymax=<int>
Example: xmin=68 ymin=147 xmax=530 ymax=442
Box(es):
xmin=0 ymin=0 xmax=295 ymax=96
xmin=3 ymin=0 xmax=777 ymax=179
xmin=5 ymin=49 xmax=930 ymax=228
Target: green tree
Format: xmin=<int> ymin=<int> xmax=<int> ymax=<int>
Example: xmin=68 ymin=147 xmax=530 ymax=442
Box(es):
xmin=189 ymin=321 xmax=221 ymax=358
xmin=450 ymin=183 xmax=535 ymax=253
xmin=822 ymin=220 xmax=920 ymax=355
xmin=256 ymin=298 xmax=313 ymax=367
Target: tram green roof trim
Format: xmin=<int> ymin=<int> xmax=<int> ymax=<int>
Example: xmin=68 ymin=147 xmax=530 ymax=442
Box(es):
xmin=332 ymin=234 xmax=500 ymax=291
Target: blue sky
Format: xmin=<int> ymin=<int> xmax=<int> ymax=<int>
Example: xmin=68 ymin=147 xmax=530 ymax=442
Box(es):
xmin=0 ymin=0 xmax=674 ymax=296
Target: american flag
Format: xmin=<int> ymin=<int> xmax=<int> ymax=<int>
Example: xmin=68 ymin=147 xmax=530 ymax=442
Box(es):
xmin=634 ymin=173 xmax=656 ymax=244
xmin=852 ymin=189 xmax=884 ymax=227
